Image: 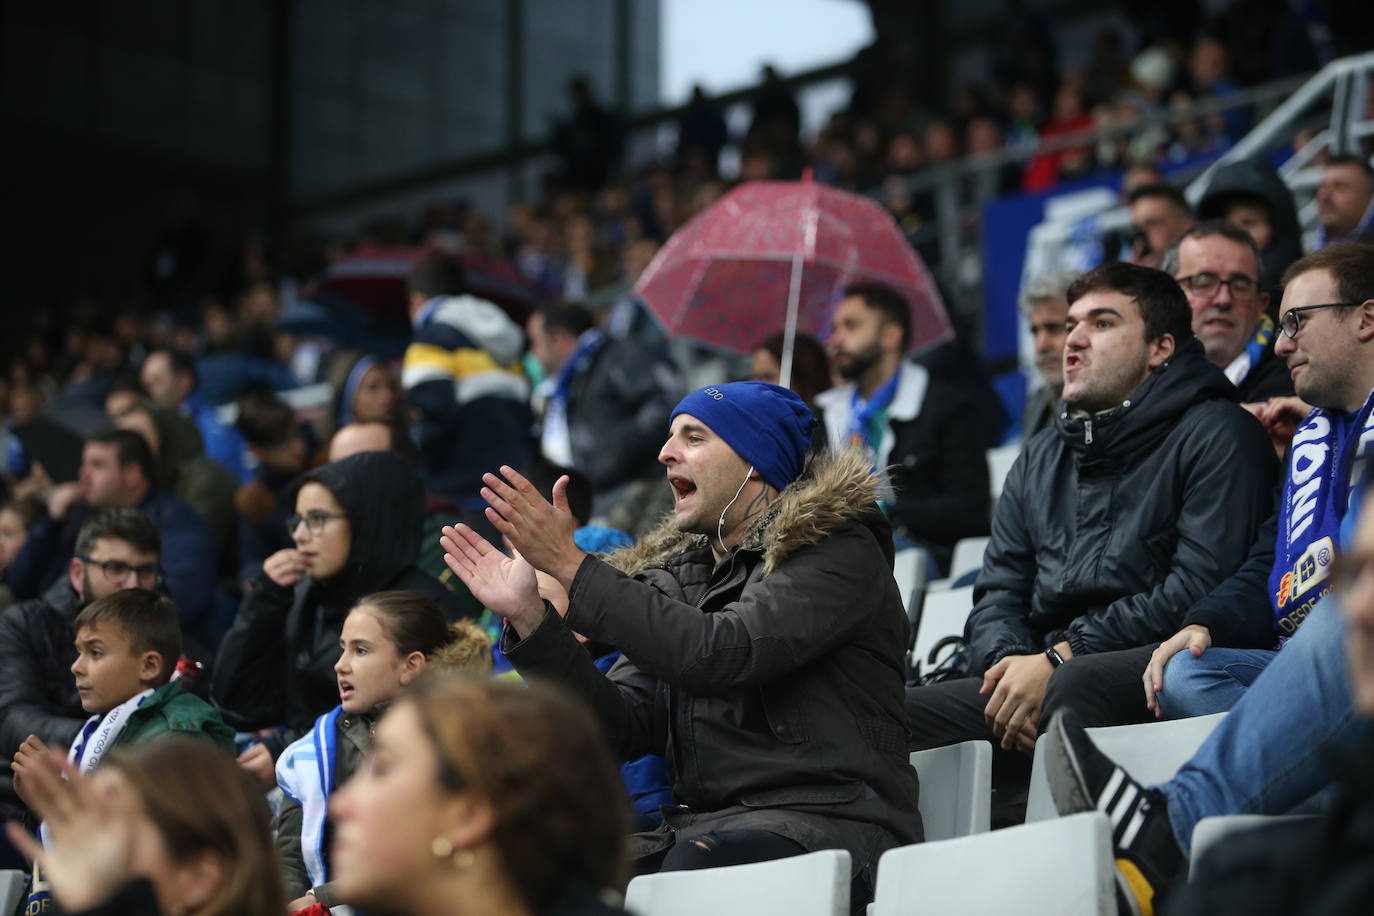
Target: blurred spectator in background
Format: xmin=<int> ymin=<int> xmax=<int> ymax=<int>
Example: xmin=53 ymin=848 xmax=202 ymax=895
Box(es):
xmin=1164 ymin=222 xmax=1293 ymax=403
xmin=10 ymin=430 xmax=215 ymax=646
xmin=751 ymin=332 xmax=833 ymax=412
xmin=676 ymin=84 xmax=728 ymax=176
xmin=0 ymin=495 xmax=45 ymax=608
xmin=552 ymin=76 xmax=624 ymax=192
xmin=1316 ymin=154 xmax=1374 ymax=248
xmin=817 ymin=283 xmax=990 ymax=572
xmin=1128 ymin=184 xmax=1195 ymax=269
xmin=109 ymin=399 xmax=238 ymax=573
xmin=140 ymin=348 xmax=247 ymax=482
xmin=315 ymin=349 xmax=399 ymax=446
xmin=234 ymin=389 xmax=311 ymax=586
xmin=1023 ymin=83 xmax=1095 ymax=192
xmin=327 ymin=420 xmax=408 ymax=463
xmin=1196 ymin=157 xmax=1305 ymax=293
xmin=527 ymin=301 xmax=681 ymax=522
xmin=1188 ymin=36 xmax=1248 ymax=141
xmin=404 ymin=253 xmax=533 ymax=526
xmin=750 ymin=64 xmax=802 ymax=160
xmin=1019 ymin=271 xmax=1077 ymax=437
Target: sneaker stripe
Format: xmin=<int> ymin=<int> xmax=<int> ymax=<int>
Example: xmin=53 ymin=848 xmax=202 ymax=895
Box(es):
xmin=1119 ymin=801 xmax=1149 ymax=849
xmin=1107 ymin=781 xmax=1142 ymax=833
xmin=1096 ymin=768 xmax=1126 ymax=812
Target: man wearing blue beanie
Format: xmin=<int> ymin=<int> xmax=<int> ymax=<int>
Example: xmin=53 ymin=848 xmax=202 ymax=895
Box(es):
xmin=441 ymin=380 xmax=921 ymax=910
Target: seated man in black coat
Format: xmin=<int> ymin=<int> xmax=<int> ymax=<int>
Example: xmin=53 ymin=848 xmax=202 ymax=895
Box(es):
xmin=907 ymin=262 xmax=1278 ymax=755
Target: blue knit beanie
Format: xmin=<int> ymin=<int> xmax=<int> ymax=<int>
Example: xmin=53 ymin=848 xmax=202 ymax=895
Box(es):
xmin=670 ymin=382 xmax=814 ymax=491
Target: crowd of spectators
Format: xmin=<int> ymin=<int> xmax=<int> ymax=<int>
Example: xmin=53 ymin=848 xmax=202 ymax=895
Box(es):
xmin=1 ymin=4 xmax=1374 ymax=915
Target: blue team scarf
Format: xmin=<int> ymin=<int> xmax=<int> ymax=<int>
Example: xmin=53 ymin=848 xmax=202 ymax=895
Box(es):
xmin=847 ymin=368 xmax=901 ymax=457
xmin=1269 ymin=388 xmax=1374 ymax=638
xmin=275 ymin=706 xmax=341 ymax=889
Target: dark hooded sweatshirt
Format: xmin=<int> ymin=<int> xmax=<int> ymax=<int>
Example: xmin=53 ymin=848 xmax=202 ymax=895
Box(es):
xmin=968 ymin=338 xmax=1279 ymax=671
xmin=1197 ymin=157 xmax=1305 ymax=295
xmin=212 ymin=451 xmax=470 ymax=739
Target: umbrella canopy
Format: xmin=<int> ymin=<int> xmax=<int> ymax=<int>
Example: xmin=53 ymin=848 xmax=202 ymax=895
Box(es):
xmin=634 ymin=173 xmax=952 ymax=384
xmin=322 ymin=245 xmax=541 ymax=331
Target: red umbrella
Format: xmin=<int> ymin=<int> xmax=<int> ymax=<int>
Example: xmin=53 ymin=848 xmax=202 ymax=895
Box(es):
xmin=634 ymin=170 xmax=952 ymax=386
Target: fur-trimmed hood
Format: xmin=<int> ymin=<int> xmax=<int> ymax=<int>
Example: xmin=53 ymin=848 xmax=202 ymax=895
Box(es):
xmin=607 ymin=448 xmax=889 ymax=578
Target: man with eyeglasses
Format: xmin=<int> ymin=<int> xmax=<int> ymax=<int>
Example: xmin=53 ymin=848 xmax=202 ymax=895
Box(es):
xmin=1043 ymin=241 xmax=1374 ymax=915
xmin=0 ymin=508 xmax=161 ymax=825
xmin=1163 ymin=220 xmax=1295 ymax=404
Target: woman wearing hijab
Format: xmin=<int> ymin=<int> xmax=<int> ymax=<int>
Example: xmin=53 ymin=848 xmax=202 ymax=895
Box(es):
xmin=211 ymin=451 xmax=471 ymax=769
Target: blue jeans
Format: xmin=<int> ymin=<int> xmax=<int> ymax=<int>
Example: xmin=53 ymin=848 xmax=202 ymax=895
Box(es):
xmin=1156 ymin=593 xmax=1359 ymax=854
xmin=1158 ymin=647 xmax=1277 ymax=718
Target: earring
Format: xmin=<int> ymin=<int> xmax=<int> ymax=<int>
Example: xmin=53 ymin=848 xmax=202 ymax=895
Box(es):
xmin=431 ymin=837 xmax=454 ymax=859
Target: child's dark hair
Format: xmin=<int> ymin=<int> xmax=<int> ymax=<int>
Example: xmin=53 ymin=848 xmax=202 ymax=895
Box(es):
xmin=73 ymin=588 xmax=181 ymax=685
xmin=353 ymin=591 xmax=492 ymax=675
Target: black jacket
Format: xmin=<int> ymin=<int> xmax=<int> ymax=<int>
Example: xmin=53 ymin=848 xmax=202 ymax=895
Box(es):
xmin=1197 ymin=157 xmax=1305 ymax=296
xmin=1235 ymin=345 xmax=1294 ymax=403
xmin=564 ymin=301 xmax=682 ymax=496
xmin=212 ymin=451 xmax=471 ymax=735
xmin=0 ymin=577 xmax=87 ymax=820
xmin=503 ymin=449 xmax=921 ymax=879
xmin=1168 ymin=731 xmax=1374 ymax=916
xmin=967 ymin=339 xmax=1279 ymax=672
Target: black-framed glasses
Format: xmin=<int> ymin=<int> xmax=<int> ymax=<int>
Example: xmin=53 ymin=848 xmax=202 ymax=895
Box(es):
xmin=1176 ymin=272 xmax=1259 ymax=299
xmin=75 ymin=555 xmax=163 ymax=587
xmin=1279 ymin=303 xmax=1359 ymax=339
xmin=285 ymin=510 xmax=348 ymax=536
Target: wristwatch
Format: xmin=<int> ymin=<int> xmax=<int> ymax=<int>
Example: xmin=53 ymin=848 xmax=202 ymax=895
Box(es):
xmin=1044 ymin=646 xmax=1066 ymax=668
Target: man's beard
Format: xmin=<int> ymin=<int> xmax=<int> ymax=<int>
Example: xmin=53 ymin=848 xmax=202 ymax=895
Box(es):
xmin=837 ymin=342 xmax=883 ymax=381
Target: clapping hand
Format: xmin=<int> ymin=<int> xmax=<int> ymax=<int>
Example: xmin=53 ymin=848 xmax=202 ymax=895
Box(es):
xmin=440 ymin=524 xmax=546 ymax=639
xmin=5 ymin=749 xmax=138 ymax=912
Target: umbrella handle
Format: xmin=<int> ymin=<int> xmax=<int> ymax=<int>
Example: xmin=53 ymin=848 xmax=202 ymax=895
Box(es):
xmin=779 ymin=251 xmax=804 ymax=390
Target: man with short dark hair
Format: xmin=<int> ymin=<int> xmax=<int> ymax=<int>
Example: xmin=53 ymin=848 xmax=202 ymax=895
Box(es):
xmin=1043 ymin=246 xmax=1374 ymax=916
xmin=12 ymin=431 xmax=215 ymax=643
xmin=1162 ymin=220 xmax=1294 ymax=402
xmin=403 ymin=251 xmax=533 ymax=511
xmin=1315 ymin=154 xmax=1374 ymax=248
xmin=1128 ymin=184 xmax=1195 ymax=269
xmin=816 ymin=282 xmax=990 ymax=571
xmin=0 ymin=508 xmax=161 ymax=820
xmin=907 ymin=262 xmax=1277 ymax=754
xmin=527 ymin=301 xmax=681 ymax=520
xmin=140 ymin=347 xmax=247 ymax=482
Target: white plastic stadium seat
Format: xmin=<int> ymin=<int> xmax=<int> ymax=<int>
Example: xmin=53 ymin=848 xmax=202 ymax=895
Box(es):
xmin=1188 ymin=814 xmax=1319 ymax=878
xmin=909 ymin=740 xmax=991 ymax=841
xmin=870 ymin=812 xmax=1115 ymax=916
xmin=910 ymin=586 xmax=974 ymax=678
xmin=948 ymin=536 xmax=991 ymax=582
xmin=624 ymin=849 xmax=851 ymax=916
xmin=986 ymin=444 xmax=1021 ymax=501
xmin=1026 ymin=712 xmax=1227 ymax=822
xmin=892 ymin=547 xmax=930 ymax=616
xmin=0 ymin=870 xmax=26 ymax=916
